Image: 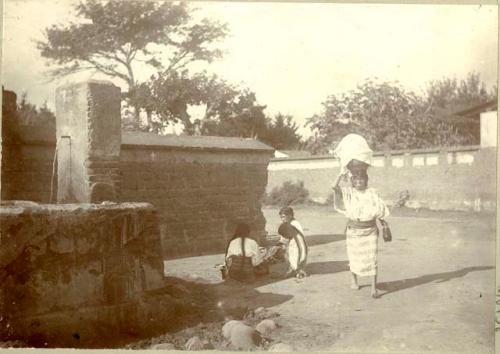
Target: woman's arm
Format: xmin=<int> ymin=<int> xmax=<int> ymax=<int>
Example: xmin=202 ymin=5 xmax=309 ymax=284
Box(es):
xmin=332 ymin=170 xmax=346 ymax=189
xmin=332 ymin=171 xmax=347 ymax=210
xmin=373 ymin=189 xmax=390 ymax=220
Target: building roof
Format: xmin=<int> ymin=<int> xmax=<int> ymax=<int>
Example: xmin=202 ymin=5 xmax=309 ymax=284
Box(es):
xmin=452 ymin=100 xmax=497 ymax=118
xmin=435 ymin=100 xmax=497 ymax=126
xmin=122 ymin=131 xmax=274 ymax=152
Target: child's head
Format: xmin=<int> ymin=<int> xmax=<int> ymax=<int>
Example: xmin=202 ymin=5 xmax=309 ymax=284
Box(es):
xmin=279 ymin=206 xmax=294 ymax=223
xmin=351 ymin=171 xmax=368 ymax=191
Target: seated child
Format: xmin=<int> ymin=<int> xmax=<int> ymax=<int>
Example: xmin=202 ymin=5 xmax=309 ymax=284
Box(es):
xmin=223 ymin=222 xmax=269 ymax=282
xmin=278 ymin=207 xmax=308 ymax=279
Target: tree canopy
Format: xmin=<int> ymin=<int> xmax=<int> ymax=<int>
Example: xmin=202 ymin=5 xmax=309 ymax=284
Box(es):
xmin=37 ymin=0 xmax=228 ymax=89
xmin=306 ymin=73 xmax=496 ymax=154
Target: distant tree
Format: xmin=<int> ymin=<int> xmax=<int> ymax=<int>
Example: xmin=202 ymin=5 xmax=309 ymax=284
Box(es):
xmin=38 ymin=0 xmax=228 ymax=131
xmin=306 ymin=79 xmax=420 ymax=152
xmin=125 ymin=70 xmax=209 ymax=133
xmin=305 ymin=78 xmax=482 ymax=154
xmin=261 ymin=113 xmax=302 ymax=150
xmin=37 ymin=0 xmax=227 ymax=90
xmin=424 ymin=72 xmax=496 ymax=144
xmin=426 ymin=72 xmax=495 ymax=111
xmin=199 ymin=87 xmax=269 ymax=140
xmin=17 ymin=93 xmax=56 ymax=130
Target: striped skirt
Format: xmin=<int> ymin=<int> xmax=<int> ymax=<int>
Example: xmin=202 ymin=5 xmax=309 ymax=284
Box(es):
xmin=345 ymin=225 xmax=378 ymax=276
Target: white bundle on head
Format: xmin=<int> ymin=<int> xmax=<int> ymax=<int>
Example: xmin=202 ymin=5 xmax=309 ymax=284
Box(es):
xmin=333 ymin=134 xmax=373 ymax=173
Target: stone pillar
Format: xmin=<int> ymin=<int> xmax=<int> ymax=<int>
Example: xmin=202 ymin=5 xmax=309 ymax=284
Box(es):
xmin=55 ymin=80 xmax=121 ymax=203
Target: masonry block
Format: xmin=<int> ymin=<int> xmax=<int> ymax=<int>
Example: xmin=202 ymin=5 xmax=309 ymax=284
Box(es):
xmin=55 ymin=81 xmax=121 ymax=203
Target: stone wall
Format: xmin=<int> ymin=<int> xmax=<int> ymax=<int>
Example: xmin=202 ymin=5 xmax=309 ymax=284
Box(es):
xmin=268 ymin=146 xmax=496 ymax=211
xmin=1 ymin=82 xmax=274 ymax=260
xmin=1 ymin=90 xmax=56 ymax=203
xmin=1 ymin=143 xmax=55 ymax=203
xmin=0 ymin=201 xmax=165 ymax=347
xmin=120 ymin=132 xmax=273 ymax=258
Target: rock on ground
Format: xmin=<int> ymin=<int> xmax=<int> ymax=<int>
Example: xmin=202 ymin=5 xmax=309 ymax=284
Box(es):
xmin=222 ymin=320 xmax=247 ymax=339
xmin=229 ymin=323 xmax=262 ymax=350
xmin=185 ymin=336 xmax=205 ymax=350
xmin=256 ymin=319 xmax=277 ymax=335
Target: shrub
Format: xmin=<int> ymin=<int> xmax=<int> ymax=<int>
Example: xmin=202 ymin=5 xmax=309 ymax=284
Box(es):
xmin=394 ymin=190 xmax=410 ymax=207
xmin=264 ymin=180 xmax=310 ymax=206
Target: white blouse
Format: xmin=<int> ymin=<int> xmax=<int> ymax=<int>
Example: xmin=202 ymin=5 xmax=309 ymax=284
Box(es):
xmin=226 ymin=237 xmax=263 ymax=266
xmin=335 ymin=187 xmax=389 ymax=221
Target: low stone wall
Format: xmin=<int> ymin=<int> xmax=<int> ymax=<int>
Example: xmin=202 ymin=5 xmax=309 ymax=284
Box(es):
xmin=120 ymin=132 xmax=273 ymax=258
xmin=0 ymin=201 xmax=165 ymax=347
xmin=268 ymin=146 xmax=496 ymax=211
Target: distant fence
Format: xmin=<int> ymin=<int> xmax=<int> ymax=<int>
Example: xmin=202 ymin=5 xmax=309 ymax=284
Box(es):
xmin=267 ymin=146 xmax=496 ymax=211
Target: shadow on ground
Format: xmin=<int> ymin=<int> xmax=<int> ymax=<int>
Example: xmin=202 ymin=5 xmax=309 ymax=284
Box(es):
xmin=378 ymin=266 xmax=494 ymax=297
xmin=306 ymin=233 xmax=345 ymax=247
xmin=118 ymin=276 xmax=293 ymax=349
xmin=306 ymin=260 xmax=349 ymax=275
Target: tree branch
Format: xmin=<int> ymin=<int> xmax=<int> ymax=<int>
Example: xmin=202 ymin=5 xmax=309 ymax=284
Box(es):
xmin=165 ymin=49 xmax=192 ymax=74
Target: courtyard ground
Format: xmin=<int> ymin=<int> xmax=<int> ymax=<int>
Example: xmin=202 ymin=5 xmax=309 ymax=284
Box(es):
xmin=158 ymin=206 xmax=495 ymax=352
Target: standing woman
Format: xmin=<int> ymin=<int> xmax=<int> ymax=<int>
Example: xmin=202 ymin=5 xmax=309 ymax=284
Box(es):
xmin=332 ymin=165 xmax=389 ymax=298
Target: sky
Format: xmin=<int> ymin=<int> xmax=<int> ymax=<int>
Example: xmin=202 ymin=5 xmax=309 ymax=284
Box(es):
xmin=2 ymin=0 xmax=498 ymax=136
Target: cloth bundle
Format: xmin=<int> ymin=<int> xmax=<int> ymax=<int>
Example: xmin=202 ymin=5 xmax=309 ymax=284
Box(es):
xmin=333 ymin=134 xmax=373 ymax=174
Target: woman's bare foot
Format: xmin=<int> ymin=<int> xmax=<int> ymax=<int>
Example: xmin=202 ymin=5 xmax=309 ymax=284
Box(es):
xmin=371 ymin=288 xmax=379 ymax=298
xmin=350 ymin=272 xmax=359 ymax=290
xmin=296 ymin=270 xmax=307 ymax=279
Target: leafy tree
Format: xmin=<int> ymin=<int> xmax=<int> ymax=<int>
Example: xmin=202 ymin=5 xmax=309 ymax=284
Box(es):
xmin=199 ymin=87 xmax=269 ymax=139
xmin=17 ymin=93 xmax=56 ymax=130
xmin=306 ymin=79 xmax=420 ymax=152
xmin=37 ymin=0 xmax=227 ymax=90
xmin=424 ymin=72 xmax=496 ymax=144
xmin=305 ymin=76 xmax=487 ymax=154
xmin=261 ymin=113 xmax=302 ymax=150
xmin=426 ymin=72 xmax=494 ymax=111
xmin=124 ymin=70 xmax=207 ymax=133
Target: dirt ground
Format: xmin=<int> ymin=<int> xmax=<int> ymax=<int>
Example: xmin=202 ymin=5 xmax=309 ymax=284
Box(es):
xmin=157 ymin=206 xmax=495 ymax=352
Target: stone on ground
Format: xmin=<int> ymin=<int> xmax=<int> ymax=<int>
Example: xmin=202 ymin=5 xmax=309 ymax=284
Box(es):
xmin=185 ymin=336 xmax=205 ymax=350
xmin=229 ymin=323 xmax=262 ymax=350
xmin=256 ymin=319 xmax=277 ymax=335
xmin=222 ymin=320 xmax=247 ymax=339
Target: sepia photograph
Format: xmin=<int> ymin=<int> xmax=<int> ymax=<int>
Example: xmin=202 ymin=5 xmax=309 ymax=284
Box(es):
xmin=0 ymin=0 xmax=498 ymax=352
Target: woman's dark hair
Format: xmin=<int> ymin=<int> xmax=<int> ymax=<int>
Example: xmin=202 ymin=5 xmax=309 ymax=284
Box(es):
xmin=234 ymin=222 xmax=250 ymax=237
xmin=347 ymin=159 xmax=370 ymax=174
xmin=278 ymin=222 xmax=298 ymax=240
xmin=279 ymin=206 xmax=294 ymax=217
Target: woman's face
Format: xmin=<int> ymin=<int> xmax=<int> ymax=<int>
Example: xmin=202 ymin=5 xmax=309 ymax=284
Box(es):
xmin=280 ymin=213 xmax=292 ymax=223
xmin=351 ymin=175 xmax=368 ymax=191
